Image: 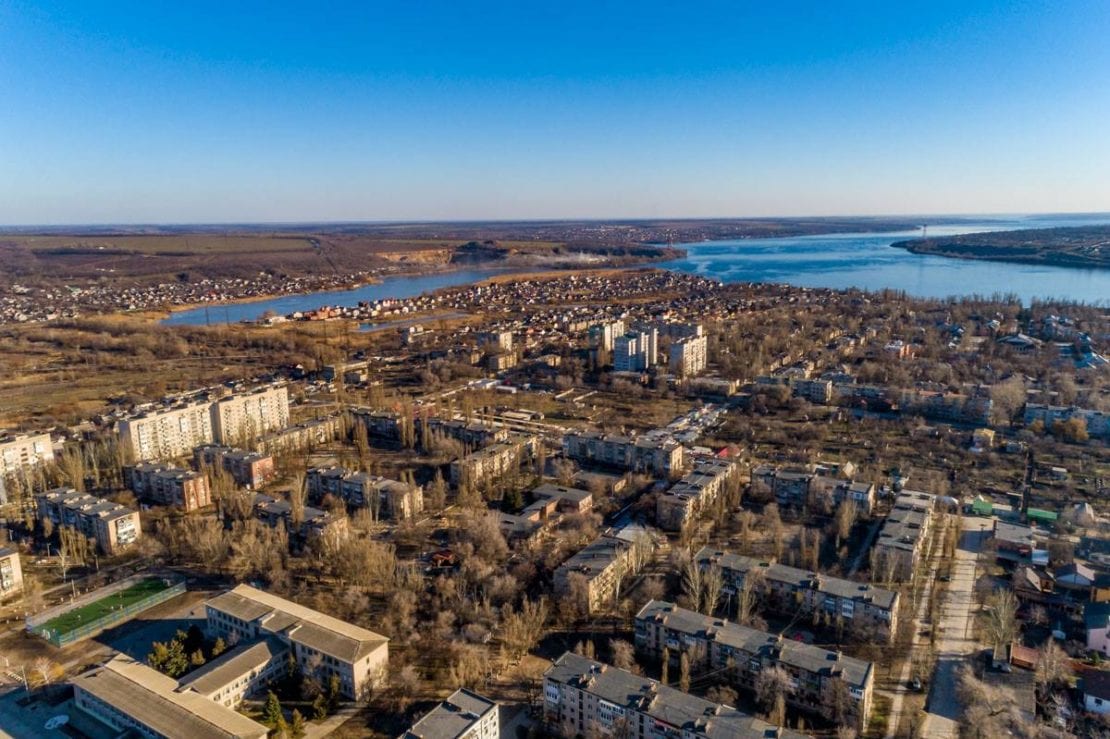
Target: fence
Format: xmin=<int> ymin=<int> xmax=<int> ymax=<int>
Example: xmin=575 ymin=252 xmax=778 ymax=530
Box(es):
xmin=26 ymin=574 xmax=186 ymax=647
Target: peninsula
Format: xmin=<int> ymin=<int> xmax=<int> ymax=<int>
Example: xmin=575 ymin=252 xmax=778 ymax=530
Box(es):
xmin=893 ymin=224 xmax=1110 ymax=269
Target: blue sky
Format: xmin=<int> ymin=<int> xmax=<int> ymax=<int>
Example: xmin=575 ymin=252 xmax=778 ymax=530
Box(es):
xmin=1 ymin=1 xmax=1109 ymax=224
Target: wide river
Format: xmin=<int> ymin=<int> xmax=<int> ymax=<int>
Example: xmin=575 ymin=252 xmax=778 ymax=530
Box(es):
xmin=164 ymin=214 xmax=1109 ymax=325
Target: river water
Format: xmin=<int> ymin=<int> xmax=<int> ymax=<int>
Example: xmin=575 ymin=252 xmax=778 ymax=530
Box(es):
xmin=163 ymin=215 xmax=1109 ymax=325
xmin=659 ymin=214 xmax=1110 ymax=305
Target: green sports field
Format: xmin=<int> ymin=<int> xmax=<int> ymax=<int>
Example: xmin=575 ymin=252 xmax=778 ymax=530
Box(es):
xmin=39 ymin=578 xmax=171 ymax=637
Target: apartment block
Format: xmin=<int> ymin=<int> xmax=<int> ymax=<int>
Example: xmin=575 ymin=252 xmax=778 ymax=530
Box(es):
xmin=1025 ymin=403 xmax=1110 ymax=439
xmin=613 ymin=330 xmax=657 ymax=372
xmin=563 ymin=430 xmax=684 ymax=478
xmin=0 ymin=546 xmax=23 ymax=601
xmin=72 ymin=654 xmax=269 ymax=739
xmin=34 ymin=488 xmax=142 ymax=555
xmin=257 ymin=414 xmax=343 ymax=455
xmin=635 ymin=601 xmax=873 ymax=729
xmin=194 ymin=445 xmax=275 ymax=488
xmin=543 ymin=651 xmax=803 ymax=739
xmin=210 ymin=385 xmax=290 ymax=446
xmin=553 ymin=528 xmax=654 ymax=616
xmin=450 ymin=435 xmax=532 ymax=487
xmin=205 ymin=584 xmax=389 ymax=700
xmin=118 ymin=399 xmax=215 ymax=462
xmin=695 ymin=547 xmax=899 ymax=641
xmin=418 ymin=417 xmax=508 ymax=449
xmin=251 ymin=493 xmax=348 ymax=542
xmin=0 ymin=432 xmax=54 ymax=477
xmin=307 ymin=466 xmax=424 ymax=520
xmin=401 ymin=688 xmax=499 ymax=739
xmin=587 ymin=319 xmax=625 ymax=352
xmin=656 ymin=459 xmax=738 ymax=531
xmin=791 ymin=378 xmax=834 ymax=404
xmin=125 ymin=463 xmax=212 ymax=512
xmin=668 ymin=334 xmax=708 ymax=377
xmin=870 ymin=491 xmax=936 ymax=581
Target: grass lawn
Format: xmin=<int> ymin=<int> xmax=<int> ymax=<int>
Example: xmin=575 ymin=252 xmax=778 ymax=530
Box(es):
xmin=40 ymin=578 xmax=171 ymax=636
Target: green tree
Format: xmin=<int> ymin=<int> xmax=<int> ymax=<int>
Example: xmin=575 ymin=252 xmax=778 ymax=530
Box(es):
xmin=311 ymin=693 xmax=328 ymax=720
xmin=263 ymin=691 xmax=286 ymax=734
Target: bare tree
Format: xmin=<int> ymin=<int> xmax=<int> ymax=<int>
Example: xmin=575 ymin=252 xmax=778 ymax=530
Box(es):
xmin=1035 ymin=640 xmax=1074 ymax=697
xmin=755 ymin=665 xmax=793 ymax=726
xmin=608 ymin=639 xmax=638 ymax=673
xmin=701 ymin=564 xmax=724 ymax=615
xmin=834 ymin=498 xmax=857 ymax=550
xmin=981 ymin=588 xmax=1018 ymax=651
xmin=679 ymin=552 xmax=704 ymax=611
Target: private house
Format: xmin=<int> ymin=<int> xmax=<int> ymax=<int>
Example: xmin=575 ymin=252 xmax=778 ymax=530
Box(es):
xmin=1086 ymin=602 xmax=1110 ymax=657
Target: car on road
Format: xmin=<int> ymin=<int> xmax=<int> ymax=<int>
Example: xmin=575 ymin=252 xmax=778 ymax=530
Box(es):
xmin=939 ymin=574 xmax=951 ymax=582
xmin=911 ymin=676 xmax=923 ymax=692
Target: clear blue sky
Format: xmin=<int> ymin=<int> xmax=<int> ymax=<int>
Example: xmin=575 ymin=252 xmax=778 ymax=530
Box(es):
xmin=2 ymin=1 xmax=1109 ymax=224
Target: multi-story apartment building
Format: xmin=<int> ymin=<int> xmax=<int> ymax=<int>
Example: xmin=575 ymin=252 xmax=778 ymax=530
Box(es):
xmin=543 ymin=651 xmax=803 ymax=739
xmin=613 ymin=330 xmax=657 ymax=372
xmin=668 ymin=334 xmax=708 ymax=377
xmin=750 ymin=466 xmax=815 ymax=508
xmin=553 ymin=528 xmax=654 ymax=616
xmin=478 ymin=330 xmax=513 ymax=353
xmin=401 ymin=688 xmax=499 ymax=739
xmin=694 ymin=547 xmax=900 ymax=641
xmin=656 ymin=459 xmax=739 ymax=532
xmin=0 ymin=546 xmax=23 ymax=601
xmin=257 ymin=414 xmax=343 ymax=455
xmin=1024 ymin=403 xmax=1110 ymax=439
xmin=72 ymin=654 xmax=269 ymax=739
xmin=124 ymin=463 xmax=212 ymax=512
xmin=119 ymin=386 xmax=290 ymax=462
xmin=34 ymin=488 xmax=142 ymax=555
xmin=307 ymin=466 xmax=424 ymax=520
xmin=563 ymin=430 xmax=684 ymax=478
xmin=418 ymin=417 xmax=508 ymax=449
xmin=791 ymin=378 xmax=834 ymax=405
xmin=449 ymin=436 xmax=532 ymax=487
xmin=210 ymin=385 xmax=290 ymax=446
xmin=587 ymin=319 xmax=626 ymax=352
xmin=205 ymin=584 xmax=389 ymax=700
xmin=0 ymin=432 xmax=54 ymax=486
xmin=871 ymin=491 xmax=936 ymax=581
xmin=251 ymin=493 xmax=348 ymax=542
xmin=118 ymin=399 xmax=215 ymax=462
xmin=635 ymin=601 xmax=874 ymax=730
xmin=194 ymin=445 xmax=275 ymax=488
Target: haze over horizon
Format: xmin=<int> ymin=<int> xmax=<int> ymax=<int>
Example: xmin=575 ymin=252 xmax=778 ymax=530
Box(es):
xmin=3 ymin=1 xmax=1109 ymax=225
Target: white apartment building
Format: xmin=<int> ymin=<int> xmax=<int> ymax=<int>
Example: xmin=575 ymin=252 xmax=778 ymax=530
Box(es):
xmin=669 ymin=334 xmax=708 ymax=377
xmin=613 ymin=329 xmax=657 ymax=372
xmin=118 ymin=399 xmax=215 ymax=462
xmin=210 ymin=385 xmax=290 ymax=446
xmin=402 ymin=688 xmax=499 ymax=739
xmin=0 ymin=546 xmax=23 ymax=601
xmin=0 ymin=432 xmax=55 ymax=503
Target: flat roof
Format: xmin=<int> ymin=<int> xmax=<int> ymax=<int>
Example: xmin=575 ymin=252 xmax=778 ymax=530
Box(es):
xmin=72 ymin=655 xmax=268 ymax=739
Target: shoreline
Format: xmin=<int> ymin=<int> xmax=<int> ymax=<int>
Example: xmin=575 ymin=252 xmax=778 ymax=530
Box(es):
xmin=894 ymin=242 xmax=1109 ymax=271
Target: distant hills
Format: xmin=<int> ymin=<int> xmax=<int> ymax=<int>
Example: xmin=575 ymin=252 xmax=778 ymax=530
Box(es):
xmin=893 ymin=225 xmax=1110 ymax=269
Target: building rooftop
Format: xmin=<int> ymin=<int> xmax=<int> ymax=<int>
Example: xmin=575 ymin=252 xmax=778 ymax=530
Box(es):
xmin=545 ymin=652 xmax=805 ymax=739
xmin=695 ymin=547 xmax=898 ymax=611
xmin=402 ymin=688 xmax=497 ymax=739
xmin=637 ymin=601 xmax=873 ymax=690
xmin=179 ymin=637 xmax=288 ymax=697
xmin=72 ymin=654 xmax=268 ymax=739
xmin=205 ymin=585 xmax=388 ymax=664
xmin=557 ymin=535 xmax=630 ymax=580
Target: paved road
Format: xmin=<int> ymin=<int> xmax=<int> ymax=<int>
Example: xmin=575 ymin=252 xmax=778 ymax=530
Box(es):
xmin=920 ymin=516 xmax=990 ymax=738
xmin=883 ymin=516 xmax=946 ymax=738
